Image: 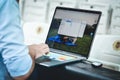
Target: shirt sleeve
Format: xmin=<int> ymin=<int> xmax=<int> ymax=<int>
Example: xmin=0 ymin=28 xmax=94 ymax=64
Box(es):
xmin=0 ymin=0 xmax=32 ymax=77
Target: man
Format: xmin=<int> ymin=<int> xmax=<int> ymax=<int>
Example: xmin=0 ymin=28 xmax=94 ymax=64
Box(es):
xmin=0 ymin=0 xmax=49 ymax=80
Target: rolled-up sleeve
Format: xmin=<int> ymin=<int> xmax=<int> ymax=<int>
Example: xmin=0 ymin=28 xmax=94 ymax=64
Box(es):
xmin=0 ymin=0 xmax=32 ymax=77
xmin=4 ymin=47 xmax=32 ymax=77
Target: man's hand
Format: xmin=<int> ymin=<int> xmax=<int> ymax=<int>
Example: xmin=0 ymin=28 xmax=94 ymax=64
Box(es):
xmin=28 ymin=43 xmax=50 ymax=59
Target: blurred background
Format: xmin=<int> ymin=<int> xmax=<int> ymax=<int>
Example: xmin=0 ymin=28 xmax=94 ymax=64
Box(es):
xmin=19 ymin=0 xmax=120 ymax=71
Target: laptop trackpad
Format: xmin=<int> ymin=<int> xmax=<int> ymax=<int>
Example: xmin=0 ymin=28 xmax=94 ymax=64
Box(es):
xmin=35 ymin=55 xmax=62 ymax=67
xmin=35 ymin=56 xmax=51 ymax=63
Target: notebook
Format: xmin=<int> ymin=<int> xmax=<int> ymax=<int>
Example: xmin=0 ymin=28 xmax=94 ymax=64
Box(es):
xmin=36 ymin=7 xmax=101 ymax=67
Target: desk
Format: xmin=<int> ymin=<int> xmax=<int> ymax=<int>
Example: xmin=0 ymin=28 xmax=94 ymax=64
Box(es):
xmin=29 ymin=62 xmax=120 ymax=80
xmin=28 ymin=63 xmax=70 ymax=80
xmin=65 ymin=62 xmax=120 ymax=80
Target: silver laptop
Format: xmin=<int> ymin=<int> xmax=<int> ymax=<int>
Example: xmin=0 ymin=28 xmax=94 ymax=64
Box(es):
xmin=36 ymin=7 xmax=101 ymax=67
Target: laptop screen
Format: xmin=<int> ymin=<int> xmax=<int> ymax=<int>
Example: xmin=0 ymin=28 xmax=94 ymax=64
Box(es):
xmin=46 ymin=7 xmax=101 ymax=57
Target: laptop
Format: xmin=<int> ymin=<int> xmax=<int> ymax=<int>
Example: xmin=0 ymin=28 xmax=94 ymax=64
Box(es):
xmin=36 ymin=7 xmax=101 ymax=67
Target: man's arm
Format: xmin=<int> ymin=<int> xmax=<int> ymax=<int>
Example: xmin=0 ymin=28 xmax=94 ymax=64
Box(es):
xmin=14 ymin=44 xmax=49 ymax=80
